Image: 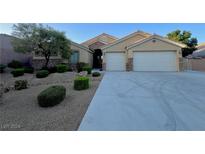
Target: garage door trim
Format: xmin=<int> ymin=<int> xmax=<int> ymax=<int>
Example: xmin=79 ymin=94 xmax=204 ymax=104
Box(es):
xmin=105 ymin=52 xmax=126 ymax=71
xmin=133 ymin=50 xmax=177 ymax=72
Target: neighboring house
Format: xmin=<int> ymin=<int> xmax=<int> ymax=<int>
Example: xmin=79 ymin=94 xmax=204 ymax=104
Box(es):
xmin=32 ymin=41 xmax=92 ymax=69
xmin=190 ymin=42 xmax=205 ymax=58
xmin=197 ymin=42 xmax=205 ymax=50
xmin=192 ymin=48 xmax=205 ymax=58
xmin=0 ymin=34 xmax=32 ymax=65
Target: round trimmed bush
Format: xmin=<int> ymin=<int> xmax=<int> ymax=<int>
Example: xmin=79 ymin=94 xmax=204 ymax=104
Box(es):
xmin=74 ymin=77 xmax=89 ymax=90
xmin=48 ymin=66 xmax=57 ymax=73
xmin=92 ymin=72 xmax=101 ymax=77
xmin=37 ymin=85 xmax=66 ymax=107
xmin=11 ymin=68 xmax=24 ymax=77
xmin=82 ymin=66 xmax=92 ymax=74
xmin=0 ymin=64 xmax=6 ymax=73
xmin=67 ymin=67 xmax=73 ymax=72
xmin=24 ymin=67 xmax=34 ymax=73
xmin=36 ymin=70 xmax=49 ymax=78
xmin=8 ymin=60 xmax=23 ymax=68
xmin=56 ymin=64 xmax=68 ymax=73
xmin=41 ymin=66 xmax=49 ymax=71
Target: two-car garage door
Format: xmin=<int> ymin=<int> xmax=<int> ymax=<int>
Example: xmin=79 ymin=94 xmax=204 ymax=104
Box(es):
xmin=133 ymin=51 xmax=177 ymax=71
xmin=105 ymin=51 xmax=177 ymax=71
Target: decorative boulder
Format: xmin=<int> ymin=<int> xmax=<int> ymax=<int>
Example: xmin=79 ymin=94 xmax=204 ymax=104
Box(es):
xmin=78 ymin=71 xmax=88 ymax=77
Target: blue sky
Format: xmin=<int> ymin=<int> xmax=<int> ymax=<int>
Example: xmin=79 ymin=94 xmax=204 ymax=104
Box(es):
xmin=0 ymin=23 xmax=204 ymax=44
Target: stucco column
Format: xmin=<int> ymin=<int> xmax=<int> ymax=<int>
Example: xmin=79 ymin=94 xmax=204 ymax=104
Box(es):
xmin=102 ymin=63 xmax=106 ymax=71
xmin=102 ymin=51 xmax=106 ymax=71
xmin=126 ymin=58 xmax=133 ymax=71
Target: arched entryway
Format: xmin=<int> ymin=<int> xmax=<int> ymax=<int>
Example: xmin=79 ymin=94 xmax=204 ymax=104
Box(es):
xmin=93 ymin=49 xmax=102 ymax=69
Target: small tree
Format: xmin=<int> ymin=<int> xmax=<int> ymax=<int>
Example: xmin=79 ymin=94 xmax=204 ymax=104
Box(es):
xmin=12 ymin=24 xmax=71 ymax=68
xmin=167 ymin=30 xmax=198 ymax=57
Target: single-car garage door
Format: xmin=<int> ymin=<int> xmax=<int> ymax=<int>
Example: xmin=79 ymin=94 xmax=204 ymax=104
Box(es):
xmin=133 ymin=51 xmax=177 ymax=71
xmin=106 ymin=53 xmax=126 ymax=71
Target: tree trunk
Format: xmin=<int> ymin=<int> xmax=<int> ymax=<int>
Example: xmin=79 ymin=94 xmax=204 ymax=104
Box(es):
xmin=44 ymin=55 xmax=50 ymax=68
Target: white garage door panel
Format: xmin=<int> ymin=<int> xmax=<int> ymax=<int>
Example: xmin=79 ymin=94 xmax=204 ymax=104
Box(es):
xmin=133 ymin=51 xmax=177 ymax=71
xmin=106 ymin=53 xmax=126 ymax=71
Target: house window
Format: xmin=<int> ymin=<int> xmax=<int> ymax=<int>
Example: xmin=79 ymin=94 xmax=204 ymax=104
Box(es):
xmin=70 ymin=50 xmax=79 ymax=64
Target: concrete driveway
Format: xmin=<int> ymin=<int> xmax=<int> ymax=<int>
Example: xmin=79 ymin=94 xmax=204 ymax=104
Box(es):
xmin=79 ymin=72 xmax=205 ymax=131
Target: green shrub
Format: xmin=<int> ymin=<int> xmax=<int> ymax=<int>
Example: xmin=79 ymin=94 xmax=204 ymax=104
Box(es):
xmin=76 ymin=62 xmax=88 ymax=72
xmin=14 ymin=80 xmax=28 ymax=90
xmin=0 ymin=64 xmax=6 ymax=73
xmin=67 ymin=67 xmax=73 ymax=72
xmin=56 ymin=64 xmax=68 ymax=73
xmin=37 ymin=85 xmax=66 ymax=107
xmin=92 ymin=72 xmax=101 ymax=77
xmin=11 ymin=68 xmax=24 ymax=77
xmin=48 ymin=66 xmax=57 ymax=73
xmin=36 ymin=70 xmax=49 ymax=78
xmin=41 ymin=66 xmax=49 ymax=70
xmin=24 ymin=67 xmax=34 ymax=73
xmin=74 ymin=76 xmax=89 ymax=90
xmin=8 ymin=60 xmax=23 ymax=68
xmin=82 ymin=66 xmax=92 ymax=74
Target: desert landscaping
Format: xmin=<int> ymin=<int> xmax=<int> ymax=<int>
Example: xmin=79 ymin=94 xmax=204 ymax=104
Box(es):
xmin=0 ymin=67 xmax=103 ymax=131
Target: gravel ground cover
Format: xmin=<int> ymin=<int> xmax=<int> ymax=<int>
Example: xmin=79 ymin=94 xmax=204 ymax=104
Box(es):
xmin=0 ymin=72 xmax=103 ymax=130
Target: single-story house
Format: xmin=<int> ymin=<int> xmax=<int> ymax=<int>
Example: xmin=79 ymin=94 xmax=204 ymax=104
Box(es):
xmin=81 ymin=31 xmax=185 ymax=72
xmin=10 ymin=30 xmax=186 ymax=72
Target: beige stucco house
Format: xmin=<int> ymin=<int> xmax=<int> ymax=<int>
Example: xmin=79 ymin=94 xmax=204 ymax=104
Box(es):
xmin=101 ymin=31 xmax=186 ymax=71
xmin=32 ymin=31 xmax=186 ymax=71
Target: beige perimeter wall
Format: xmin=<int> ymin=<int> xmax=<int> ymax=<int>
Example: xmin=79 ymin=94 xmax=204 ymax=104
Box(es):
xmin=180 ymin=58 xmax=205 ymax=72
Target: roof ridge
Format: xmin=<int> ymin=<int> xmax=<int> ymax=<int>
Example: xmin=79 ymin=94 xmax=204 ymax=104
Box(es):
xmin=81 ymin=33 xmax=118 ymax=45
xmin=153 ymin=34 xmax=187 ymax=47
xmin=71 ymin=41 xmax=92 ymax=53
xmin=101 ymin=30 xmax=152 ymax=50
xmin=127 ymin=34 xmax=186 ymax=49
